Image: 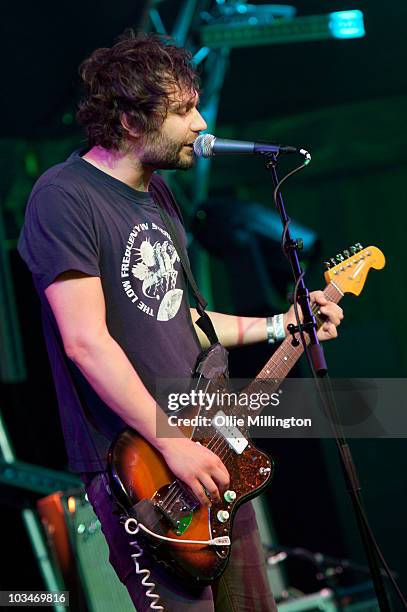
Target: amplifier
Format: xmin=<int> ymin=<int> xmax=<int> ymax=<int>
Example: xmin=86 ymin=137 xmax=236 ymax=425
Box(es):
xmin=37 ymin=490 xmax=134 ymax=612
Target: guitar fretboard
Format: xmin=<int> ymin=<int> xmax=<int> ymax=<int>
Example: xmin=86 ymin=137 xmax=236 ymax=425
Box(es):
xmin=245 ymin=282 xmax=343 ymax=396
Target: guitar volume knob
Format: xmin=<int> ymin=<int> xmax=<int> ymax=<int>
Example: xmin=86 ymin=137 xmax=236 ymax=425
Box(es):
xmin=217 ymin=510 xmax=230 ymax=523
xmin=224 ymin=490 xmax=236 ymax=503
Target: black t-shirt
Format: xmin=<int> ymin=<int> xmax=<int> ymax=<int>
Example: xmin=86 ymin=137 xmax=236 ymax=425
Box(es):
xmin=18 ymin=150 xmax=202 ymax=472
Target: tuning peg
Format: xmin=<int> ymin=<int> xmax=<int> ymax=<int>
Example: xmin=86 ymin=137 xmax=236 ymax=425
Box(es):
xmin=336 ymin=253 xmax=344 ymax=262
xmin=330 ymin=257 xmax=337 ymax=267
xmin=355 ymin=242 xmax=363 ymax=251
xmin=349 ymin=246 xmax=357 ymax=255
xmin=324 ymin=261 xmax=332 ymax=270
xmin=343 ymin=249 xmax=350 ymax=258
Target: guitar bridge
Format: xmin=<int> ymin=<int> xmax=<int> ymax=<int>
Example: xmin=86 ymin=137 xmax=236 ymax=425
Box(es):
xmin=154 ymin=482 xmax=199 ymax=535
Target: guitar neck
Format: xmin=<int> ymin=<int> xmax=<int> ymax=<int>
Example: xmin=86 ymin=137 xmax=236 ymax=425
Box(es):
xmin=247 ymin=282 xmax=343 ymax=392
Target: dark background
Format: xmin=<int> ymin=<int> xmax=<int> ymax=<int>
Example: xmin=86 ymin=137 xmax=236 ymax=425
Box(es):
xmin=0 ymin=0 xmax=406 ymax=606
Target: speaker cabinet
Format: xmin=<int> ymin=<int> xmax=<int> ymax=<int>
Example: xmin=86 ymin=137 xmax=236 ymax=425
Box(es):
xmin=38 ymin=490 xmax=134 ymax=611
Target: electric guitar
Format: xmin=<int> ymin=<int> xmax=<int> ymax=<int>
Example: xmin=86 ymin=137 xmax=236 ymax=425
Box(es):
xmin=108 ymin=244 xmax=385 ymax=584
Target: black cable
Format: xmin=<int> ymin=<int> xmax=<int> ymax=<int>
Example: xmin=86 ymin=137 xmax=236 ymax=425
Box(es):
xmin=271 ymin=157 xmax=317 ymax=377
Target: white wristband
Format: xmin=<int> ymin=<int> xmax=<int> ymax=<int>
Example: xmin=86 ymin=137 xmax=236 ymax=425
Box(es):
xmin=266 ymin=314 xmax=286 ymax=344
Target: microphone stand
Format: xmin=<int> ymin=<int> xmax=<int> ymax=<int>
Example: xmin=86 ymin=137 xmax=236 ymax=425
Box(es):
xmin=262 ymin=152 xmax=393 ymax=612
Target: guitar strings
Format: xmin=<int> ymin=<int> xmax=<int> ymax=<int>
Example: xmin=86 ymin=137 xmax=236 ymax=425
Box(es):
xmin=160 ymin=482 xmax=180 ymax=512
xmin=203 ymin=287 xmax=341 ymax=457
xmin=158 ymin=310 xmax=331 ymax=516
xmin=159 ymin=286 xmax=341 ymax=516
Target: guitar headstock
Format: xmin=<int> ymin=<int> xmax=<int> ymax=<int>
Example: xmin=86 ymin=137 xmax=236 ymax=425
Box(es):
xmin=324 ymin=244 xmax=385 ymax=295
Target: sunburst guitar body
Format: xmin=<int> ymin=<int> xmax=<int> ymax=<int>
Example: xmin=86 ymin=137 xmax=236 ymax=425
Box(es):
xmin=109 ymin=396 xmax=273 ymax=583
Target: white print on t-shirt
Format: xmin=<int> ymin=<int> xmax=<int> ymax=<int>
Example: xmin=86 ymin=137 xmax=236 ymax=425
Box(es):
xmin=120 ymin=222 xmax=183 ymax=321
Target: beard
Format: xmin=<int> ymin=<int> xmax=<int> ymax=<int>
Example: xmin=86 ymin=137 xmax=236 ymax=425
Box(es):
xmin=139 ymin=131 xmax=194 ymax=170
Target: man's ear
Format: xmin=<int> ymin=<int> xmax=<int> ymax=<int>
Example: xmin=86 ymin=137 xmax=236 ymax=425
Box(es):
xmin=120 ymin=112 xmax=139 ymax=139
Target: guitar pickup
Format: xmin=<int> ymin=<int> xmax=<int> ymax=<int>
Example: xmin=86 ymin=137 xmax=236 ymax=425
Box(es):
xmin=212 ymin=411 xmax=248 ymax=455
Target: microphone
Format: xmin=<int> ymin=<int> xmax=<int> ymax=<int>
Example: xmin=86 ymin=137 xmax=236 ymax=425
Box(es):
xmin=193 ymin=133 xmax=311 ymax=162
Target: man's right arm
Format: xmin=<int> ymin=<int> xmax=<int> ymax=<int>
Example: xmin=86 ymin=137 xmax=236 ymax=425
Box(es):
xmin=45 ymin=271 xmax=229 ymax=505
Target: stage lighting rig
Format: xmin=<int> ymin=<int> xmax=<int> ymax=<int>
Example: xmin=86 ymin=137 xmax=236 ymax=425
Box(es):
xmin=199 ymin=4 xmax=365 ymax=48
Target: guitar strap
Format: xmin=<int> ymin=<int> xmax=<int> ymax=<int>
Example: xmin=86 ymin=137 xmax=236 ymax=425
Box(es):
xmin=151 ymin=176 xmax=220 ymax=348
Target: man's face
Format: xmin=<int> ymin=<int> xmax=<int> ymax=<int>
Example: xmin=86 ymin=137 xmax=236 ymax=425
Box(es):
xmin=139 ymin=89 xmax=207 ymax=170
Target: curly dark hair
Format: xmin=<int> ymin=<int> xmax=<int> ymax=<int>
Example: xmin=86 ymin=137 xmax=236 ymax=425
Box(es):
xmin=76 ymin=30 xmax=200 ymax=150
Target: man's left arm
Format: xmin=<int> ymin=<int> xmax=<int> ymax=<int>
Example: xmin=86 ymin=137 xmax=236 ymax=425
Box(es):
xmin=190 ymin=291 xmax=343 ymax=349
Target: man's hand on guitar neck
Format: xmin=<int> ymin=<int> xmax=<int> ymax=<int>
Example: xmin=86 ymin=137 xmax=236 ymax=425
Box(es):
xmin=191 ymin=291 xmax=343 ymax=348
xmin=283 ymin=290 xmax=344 ymax=342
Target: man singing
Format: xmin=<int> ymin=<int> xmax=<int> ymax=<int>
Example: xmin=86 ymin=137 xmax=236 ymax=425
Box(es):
xmin=18 ymin=31 xmax=343 ymax=610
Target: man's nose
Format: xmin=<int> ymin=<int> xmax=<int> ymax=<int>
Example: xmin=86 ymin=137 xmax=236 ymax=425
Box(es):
xmin=192 ymin=109 xmax=207 ymax=132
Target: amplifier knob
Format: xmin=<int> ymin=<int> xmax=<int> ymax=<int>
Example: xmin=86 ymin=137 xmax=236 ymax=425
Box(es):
xmin=217 ymin=510 xmax=230 ymax=523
